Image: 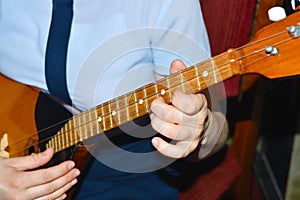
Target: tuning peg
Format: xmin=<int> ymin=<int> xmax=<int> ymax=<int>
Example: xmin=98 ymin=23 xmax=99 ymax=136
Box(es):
xmin=265 ymin=46 xmax=279 ymax=55
xmin=288 ymin=25 xmax=300 ymax=38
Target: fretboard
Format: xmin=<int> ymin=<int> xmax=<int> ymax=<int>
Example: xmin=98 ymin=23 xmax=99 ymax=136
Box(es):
xmin=46 ymin=51 xmax=238 ymax=153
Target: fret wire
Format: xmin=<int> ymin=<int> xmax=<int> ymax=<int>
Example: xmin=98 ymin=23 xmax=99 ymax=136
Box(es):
xmin=162 ymin=70 xmax=213 ymax=100
xmin=59 ymin=132 xmax=63 ymax=150
xmin=22 ymin=30 xmax=292 ymax=153
xmin=57 ymin=132 xmax=62 ymax=151
xmin=77 ymin=115 xmax=82 ymax=142
xmin=94 ymin=108 xmax=100 ymax=134
xmin=65 ymin=35 xmax=292 ymax=138
xmin=210 ymin=58 xmax=218 ymax=83
xmin=55 ymin=132 xmax=58 ymax=151
xmin=62 ymin=131 xmax=65 ymax=150
xmin=116 ymin=98 xmax=121 ymax=125
xmin=58 ymin=130 xmax=62 ymax=151
xmin=83 ymin=66 xmax=220 ymax=133
xmin=133 ymin=92 xmax=139 ymax=117
xmin=79 ymin=115 xmax=86 ymax=142
xmin=108 ymin=101 xmax=113 ymax=128
xmin=49 ymin=31 xmax=298 ymax=144
xmin=143 ymin=87 xmax=149 ymax=113
xmin=57 ymin=132 xmax=61 ymax=151
xmin=61 ymin=130 xmax=65 ymax=149
xmin=92 ymin=70 xmax=215 ymax=125
xmin=112 ymin=102 xmax=118 ymax=125
xmin=179 ymin=72 xmax=185 ymax=93
xmin=61 ymin=128 xmax=65 ymax=149
xmin=75 ymin=122 xmax=79 ymax=144
xmin=83 ymin=114 xmax=88 ymax=140
xmin=51 ymin=134 xmax=55 ymax=151
xmin=54 ymin=135 xmax=57 ymax=152
xmin=70 ymin=118 xmax=75 ymax=146
xmin=53 ymin=135 xmax=56 ymax=152
xmin=166 ymin=77 xmax=171 ymax=101
xmin=45 ymin=58 xmax=225 ymax=150
xmin=194 ymin=66 xmax=201 ymax=91
xmin=124 ymin=95 xmax=130 ymax=121
xmin=65 ymin=122 xmax=69 ymax=148
xmin=88 ymin=111 xmax=94 ymax=137
xmin=154 ymin=83 xmax=159 ymax=98
xmin=12 ymin=52 xmax=238 ymax=155
xmin=51 ymin=138 xmax=54 ymax=151
xmin=101 ymin=105 xmax=107 ymax=131
xmin=73 ymin=117 xmax=77 ymax=144
xmin=87 ymin=58 xmax=223 ymax=126
xmin=60 ymin=132 xmax=63 ymax=151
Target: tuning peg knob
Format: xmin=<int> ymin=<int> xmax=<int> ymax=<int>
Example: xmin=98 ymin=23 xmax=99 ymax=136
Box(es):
xmin=268 ymin=7 xmax=286 ymax=22
xmin=288 ymin=25 xmax=300 ymax=38
xmin=265 ymin=46 xmax=279 ymax=55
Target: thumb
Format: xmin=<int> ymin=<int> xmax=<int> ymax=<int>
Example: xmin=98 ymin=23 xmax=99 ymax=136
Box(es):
xmin=9 ymin=148 xmax=54 ymax=171
xmin=170 ymin=59 xmax=186 ymax=74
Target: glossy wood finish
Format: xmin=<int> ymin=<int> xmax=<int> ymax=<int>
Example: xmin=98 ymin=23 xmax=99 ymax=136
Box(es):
xmin=237 ymin=10 xmax=300 ymax=79
xmin=1 ymin=11 xmax=300 ymax=159
xmin=0 ymin=74 xmax=40 ymax=158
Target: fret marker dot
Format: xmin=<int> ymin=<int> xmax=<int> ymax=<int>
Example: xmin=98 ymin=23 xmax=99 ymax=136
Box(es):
xmin=139 ymin=99 xmax=144 ymax=104
xmin=161 ymin=89 xmax=166 ymax=95
xmin=112 ymin=110 xmax=117 ymax=116
xmin=202 ymin=71 xmax=208 ymax=78
xmin=97 ymin=117 xmax=102 ymax=122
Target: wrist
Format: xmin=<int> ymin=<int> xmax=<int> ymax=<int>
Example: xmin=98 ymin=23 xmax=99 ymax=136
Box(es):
xmin=199 ymin=109 xmax=212 ymax=146
xmin=198 ymin=111 xmax=227 ymax=159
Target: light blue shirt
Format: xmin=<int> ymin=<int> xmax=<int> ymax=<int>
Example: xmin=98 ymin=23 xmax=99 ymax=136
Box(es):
xmin=0 ymin=1 xmax=213 ymax=198
xmin=0 ymin=0 xmax=210 ymax=110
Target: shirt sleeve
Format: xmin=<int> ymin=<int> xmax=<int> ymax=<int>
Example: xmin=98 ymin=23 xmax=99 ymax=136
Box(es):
xmin=148 ymin=0 xmax=211 ymax=76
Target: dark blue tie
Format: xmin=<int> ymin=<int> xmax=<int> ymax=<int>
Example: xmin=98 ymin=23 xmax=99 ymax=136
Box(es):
xmin=45 ymin=0 xmax=73 ymax=105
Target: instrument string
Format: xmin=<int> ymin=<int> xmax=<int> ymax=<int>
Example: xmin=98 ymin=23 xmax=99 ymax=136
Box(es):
xmin=5 ymin=27 xmax=298 ymax=157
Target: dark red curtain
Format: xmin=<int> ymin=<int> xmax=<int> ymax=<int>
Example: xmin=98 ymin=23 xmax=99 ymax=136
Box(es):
xmin=179 ymin=2 xmax=257 ymax=199
xmin=200 ymin=0 xmax=257 ymax=97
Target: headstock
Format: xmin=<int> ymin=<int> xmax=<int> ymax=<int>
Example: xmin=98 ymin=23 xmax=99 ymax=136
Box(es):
xmin=235 ymin=11 xmax=300 ymax=79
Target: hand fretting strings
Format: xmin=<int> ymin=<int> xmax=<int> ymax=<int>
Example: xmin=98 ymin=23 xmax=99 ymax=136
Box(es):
xmin=7 ymin=23 xmax=300 ymax=157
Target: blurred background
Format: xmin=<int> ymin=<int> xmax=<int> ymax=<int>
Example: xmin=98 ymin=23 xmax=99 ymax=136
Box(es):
xmin=180 ymin=1 xmax=300 ymax=199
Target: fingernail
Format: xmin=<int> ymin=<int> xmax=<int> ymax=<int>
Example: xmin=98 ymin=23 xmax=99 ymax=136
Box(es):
xmin=68 ymin=162 xmax=75 ymax=169
xmin=158 ymin=96 xmax=165 ymax=101
xmin=43 ymin=148 xmax=51 ymax=155
xmin=149 ymin=113 xmax=154 ymax=119
xmin=74 ymin=169 xmax=80 ymax=177
xmin=201 ymin=136 xmax=208 ymax=145
xmin=61 ymin=194 xmax=67 ymax=200
xmin=152 ymin=138 xmax=159 ymax=147
xmin=70 ymin=178 xmax=78 ymax=186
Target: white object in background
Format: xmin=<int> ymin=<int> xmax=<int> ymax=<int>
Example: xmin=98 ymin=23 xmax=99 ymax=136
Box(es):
xmin=291 ymin=0 xmax=296 ymax=10
xmin=291 ymin=0 xmax=300 ymax=10
xmin=268 ymin=6 xmax=287 ymax=22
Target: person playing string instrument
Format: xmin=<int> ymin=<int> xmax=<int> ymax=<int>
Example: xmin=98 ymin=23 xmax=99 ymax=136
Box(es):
xmin=0 ymin=0 xmax=228 ymax=199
